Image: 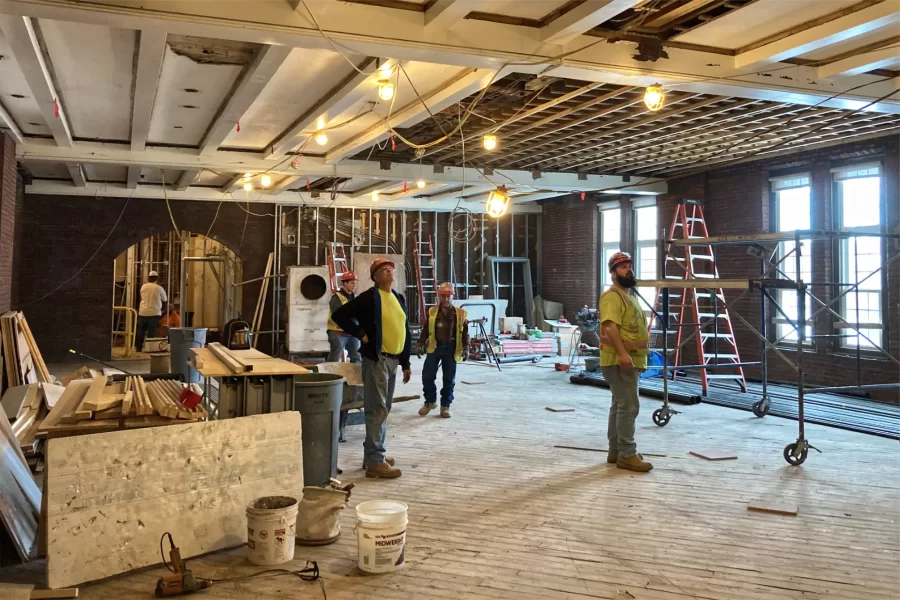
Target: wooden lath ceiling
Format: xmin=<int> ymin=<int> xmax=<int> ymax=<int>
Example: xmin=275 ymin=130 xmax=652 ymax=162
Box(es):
xmin=363 ymin=73 xmax=900 ymax=178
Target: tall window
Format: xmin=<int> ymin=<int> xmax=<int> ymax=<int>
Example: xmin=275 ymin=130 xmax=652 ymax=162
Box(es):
xmin=834 ymin=164 xmax=883 ymax=349
xmin=634 ymin=203 xmax=658 ymax=313
xmin=771 ymin=174 xmax=813 ymax=343
xmin=599 ymin=205 xmax=621 ymax=290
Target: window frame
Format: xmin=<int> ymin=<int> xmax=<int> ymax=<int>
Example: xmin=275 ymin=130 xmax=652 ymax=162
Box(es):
xmin=831 ymin=162 xmax=888 ymax=356
xmin=598 ymin=202 xmax=622 ymax=293
xmin=632 ymin=201 xmax=658 ymax=315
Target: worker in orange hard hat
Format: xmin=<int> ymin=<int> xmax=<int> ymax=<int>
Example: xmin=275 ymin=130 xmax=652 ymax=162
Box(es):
xmin=417 ymin=282 xmax=468 ymax=419
xmin=327 ymin=271 xmax=361 ymax=363
xmin=599 ymin=250 xmax=652 ymax=473
xmin=331 ymin=256 xmax=412 ymax=479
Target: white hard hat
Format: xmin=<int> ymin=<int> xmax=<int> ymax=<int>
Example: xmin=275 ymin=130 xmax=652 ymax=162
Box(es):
xmin=149 ymin=270 xmax=159 ymax=277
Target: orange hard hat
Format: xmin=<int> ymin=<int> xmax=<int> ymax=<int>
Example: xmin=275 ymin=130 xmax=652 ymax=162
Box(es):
xmin=437 ymin=282 xmax=454 ymax=296
xmin=608 ymin=251 xmax=633 ymax=271
xmin=369 ymin=257 xmax=396 ymax=279
xmin=340 ymin=271 xmax=357 ymax=282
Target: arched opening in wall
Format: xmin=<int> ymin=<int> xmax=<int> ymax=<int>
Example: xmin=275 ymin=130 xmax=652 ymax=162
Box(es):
xmin=112 ymin=232 xmax=243 ymax=357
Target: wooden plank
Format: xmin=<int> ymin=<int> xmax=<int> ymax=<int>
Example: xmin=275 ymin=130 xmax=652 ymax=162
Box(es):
xmin=30 ymin=590 xmax=79 ymax=599
xmin=81 ymin=394 xmax=123 ymax=413
xmin=144 ymin=382 xmax=178 ymax=419
xmin=0 ymin=584 xmax=33 ymax=600
xmin=40 ymin=384 xmax=66 ymax=410
xmin=121 ymin=390 xmax=134 ymax=416
xmin=16 ymin=313 xmax=50 ymax=383
xmin=77 ymin=376 xmax=108 ymax=412
xmin=45 ymin=413 xmax=304 ymax=589
xmin=689 ymin=450 xmax=738 ymax=461
xmin=0 ymin=412 xmax=40 ymax=560
xmin=207 ymin=342 xmax=251 ymax=373
xmin=92 ymin=406 xmax=124 ymax=420
xmin=1 ymin=313 xmax=21 ymax=386
xmin=190 ymin=347 xmax=309 ymax=377
xmin=748 ymin=500 xmax=799 ymax=517
xmin=59 ymin=367 xmax=91 ymax=387
xmin=1 ymin=384 xmax=36 ymax=417
xmin=37 ymin=380 xmax=92 ymax=434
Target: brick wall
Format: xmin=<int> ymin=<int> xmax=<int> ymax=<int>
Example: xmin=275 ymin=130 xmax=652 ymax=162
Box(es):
xmin=0 ymin=133 xmax=18 ymax=312
xmin=540 ymin=196 xmax=599 ymax=319
xmin=17 ymin=195 xmax=276 ymax=361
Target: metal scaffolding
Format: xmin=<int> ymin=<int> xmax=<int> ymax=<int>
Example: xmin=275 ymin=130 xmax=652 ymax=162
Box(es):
xmin=637 ymin=228 xmax=900 ymax=466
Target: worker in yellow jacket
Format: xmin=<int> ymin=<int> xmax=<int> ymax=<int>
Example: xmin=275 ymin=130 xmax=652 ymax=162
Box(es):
xmin=327 ymin=271 xmax=361 ymax=363
xmin=599 ymin=251 xmax=652 ymax=473
xmin=417 ymin=282 xmax=468 ymax=418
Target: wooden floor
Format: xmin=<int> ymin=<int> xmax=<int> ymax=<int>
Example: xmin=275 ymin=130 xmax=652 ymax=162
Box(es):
xmin=3 ymin=359 xmax=899 ymax=599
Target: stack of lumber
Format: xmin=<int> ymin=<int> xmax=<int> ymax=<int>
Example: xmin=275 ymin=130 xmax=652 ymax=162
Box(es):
xmin=1 ymin=311 xmax=52 ymax=389
xmin=37 ymin=377 xmax=206 ymax=439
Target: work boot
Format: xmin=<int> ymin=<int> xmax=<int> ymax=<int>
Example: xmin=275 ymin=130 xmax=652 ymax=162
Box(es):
xmin=419 ymin=402 xmax=437 ymax=416
xmin=362 ymin=457 xmax=395 ymax=469
xmin=607 ymin=451 xmax=618 ymax=464
xmin=366 ymin=462 xmax=402 ymax=479
xmin=440 ymin=406 xmax=451 ymax=418
xmin=616 ymin=454 xmax=653 ymax=472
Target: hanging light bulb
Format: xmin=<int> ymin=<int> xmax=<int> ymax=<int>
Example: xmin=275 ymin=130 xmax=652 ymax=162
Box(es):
xmin=242 ymin=172 xmax=252 ymax=182
xmin=379 ymin=61 xmax=393 ymax=77
xmin=316 ymin=116 xmax=326 ymax=130
xmin=416 ymin=179 xmax=426 ymax=189
xmin=486 ymin=186 xmax=510 ymax=218
xmin=260 ymin=174 xmax=272 ymax=188
xmin=371 ymin=191 xmax=380 ymax=202
xmin=243 ymin=181 xmax=253 ymax=192
xmin=377 ymin=80 xmax=394 ymax=102
xmin=483 ymin=134 xmax=498 ymax=151
xmin=643 ymin=83 xmax=665 ymax=111
xmin=315 ymin=130 xmax=328 ymax=146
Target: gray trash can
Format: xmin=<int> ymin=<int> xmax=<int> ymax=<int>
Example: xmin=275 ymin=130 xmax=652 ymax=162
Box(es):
xmin=167 ymin=327 xmax=208 ymax=383
xmin=293 ymin=373 xmax=345 ymax=487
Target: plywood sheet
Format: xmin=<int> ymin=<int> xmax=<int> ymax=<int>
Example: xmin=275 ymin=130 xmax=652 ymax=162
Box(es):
xmin=46 ymin=413 xmax=304 ymax=589
xmin=190 ymin=347 xmax=309 ymax=377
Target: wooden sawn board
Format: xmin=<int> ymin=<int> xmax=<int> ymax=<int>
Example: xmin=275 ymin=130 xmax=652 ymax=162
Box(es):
xmin=45 ymin=413 xmax=303 ymax=589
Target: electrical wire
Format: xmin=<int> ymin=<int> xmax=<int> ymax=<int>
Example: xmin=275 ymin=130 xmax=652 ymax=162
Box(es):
xmin=159 ymin=171 xmax=183 ymax=241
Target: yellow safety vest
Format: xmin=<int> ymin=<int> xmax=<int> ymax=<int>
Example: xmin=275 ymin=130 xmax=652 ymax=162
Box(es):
xmin=599 ymin=287 xmax=649 ymax=356
xmin=426 ymin=306 xmax=467 ymax=362
xmin=327 ymin=291 xmax=350 ymax=332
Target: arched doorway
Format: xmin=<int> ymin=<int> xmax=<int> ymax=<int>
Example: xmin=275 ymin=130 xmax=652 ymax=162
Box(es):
xmin=112 ymin=232 xmax=243 ymax=357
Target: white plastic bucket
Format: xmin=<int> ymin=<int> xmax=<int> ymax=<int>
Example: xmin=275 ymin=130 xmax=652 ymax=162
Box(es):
xmin=356 ymin=500 xmax=408 ymax=574
xmin=246 ymin=496 xmax=299 ymax=566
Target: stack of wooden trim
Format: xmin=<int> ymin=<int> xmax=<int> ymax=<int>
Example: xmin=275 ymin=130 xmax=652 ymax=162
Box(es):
xmin=208 ymin=342 xmax=254 ymax=373
xmin=1 ymin=312 xmax=52 ymax=389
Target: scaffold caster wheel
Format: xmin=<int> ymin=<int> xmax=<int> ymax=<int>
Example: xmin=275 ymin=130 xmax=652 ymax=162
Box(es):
xmin=652 ymin=408 xmax=670 ymax=427
xmin=752 ymin=398 xmax=770 ymax=418
xmin=532 ymin=357 xmax=541 ymax=363
xmin=783 ymin=442 xmax=808 ymax=466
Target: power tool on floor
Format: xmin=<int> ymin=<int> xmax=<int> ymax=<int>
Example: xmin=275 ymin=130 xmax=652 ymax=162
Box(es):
xmin=156 ymin=534 xmax=211 ymax=597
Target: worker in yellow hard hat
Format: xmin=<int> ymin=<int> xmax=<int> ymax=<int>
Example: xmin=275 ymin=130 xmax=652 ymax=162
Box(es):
xmin=417 ymin=282 xmax=468 ymax=419
xmin=599 ymin=251 xmax=652 ymax=473
xmin=327 ymin=271 xmax=361 ymax=363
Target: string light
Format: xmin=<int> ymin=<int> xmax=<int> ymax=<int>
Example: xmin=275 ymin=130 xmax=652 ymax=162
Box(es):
xmin=261 ymin=174 xmax=272 ymax=188
xmin=644 ymin=83 xmax=665 ymax=111
xmin=486 ymin=186 xmax=510 ymax=218
xmin=242 ymin=172 xmax=252 ymax=182
xmin=371 ymin=191 xmax=379 ymax=202
xmin=243 ymin=182 xmax=253 ymax=192
xmin=377 ymin=80 xmax=394 ymax=102
xmin=416 ymin=179 xmax=426 ymax=189
xmin=483 ymin=134 xmax=498 ymax=151
xmin=315 ymin=131 xmax=328 ymax=145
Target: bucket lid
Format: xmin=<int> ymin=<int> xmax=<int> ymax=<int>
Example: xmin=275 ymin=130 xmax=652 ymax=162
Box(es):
xmin=356 ymin=500 xmax=408 ymax=524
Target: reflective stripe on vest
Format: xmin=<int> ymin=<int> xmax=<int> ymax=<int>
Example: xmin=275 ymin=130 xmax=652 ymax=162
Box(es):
xmin=425 ymin=306 xmax=467 ymax=362
xmin=327 ymin=291 xmax=350 ymax=332
xmin=599 ymin=287 xmax=649 ymax=356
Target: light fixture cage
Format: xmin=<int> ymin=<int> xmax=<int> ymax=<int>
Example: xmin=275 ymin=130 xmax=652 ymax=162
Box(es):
xmin=315 ymin=131 xmax=328 ymax=145
xmin=378 ymin=80 xmax=395 ymax=102
xmin=644 ymin=83 xmax=665 ymax=111
xmin=483 ymin=134 xmax=498 ymax=151
xmin=486 ymin=186 xmax=510 ymax=218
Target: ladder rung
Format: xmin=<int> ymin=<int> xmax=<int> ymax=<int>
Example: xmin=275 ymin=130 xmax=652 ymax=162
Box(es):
xmin=650 ymin=330 xmax=677 ymax=335
xmin=700 ymin=332 xmax=733 ymax=338
xmin=686 ymin=217 xmax=703 ymax=222
xmin=706 ymin=374 xmax=744 ymax=379
xmin=648 ymin=348 xmax=676 ymax=353
xmin=692 ymin=273 xmax=716 ymax=278
xmin=691 ymin=255 xmax=714 ymax=261
xmin=667 ymin=257 xmax=685 ymax=261
xmin=697 ymin=313 xmax=728 ymax=318
xmin=705 ymin=354 xmax=739 ymax=359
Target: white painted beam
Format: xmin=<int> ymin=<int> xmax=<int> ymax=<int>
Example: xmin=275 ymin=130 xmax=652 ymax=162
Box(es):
xmin=265 ymin=57 xmax=378 ymax=159
xmin=200 ymin=44 xmax=293 ymax=155
xmin=540 ymin=0 xmax=640 ymax=45
xmin=325 ymin=67 xmax=501 ymax=163
xmin=0 ymin=100 xmax=24 ymax=144
xmin=131 ymin=29 xmax=167 ymax=152
xmin=269 ymin=175 xmax=301 ymax=194
xmin=427 ymin=183 xmax=495 ymax=201
xmin=175 ymin=169 xmax=200 ymax=191
xmin=348 ymin=180 xmax=387 ymax=199
xmin=735 ymin=2 xmax=900 ymax=69
xmin=818 ymin=45 xmax=900 ymax=79
xmin=0 ymin=14 xmax=72 ymax=146
xmin=16 ymin=138 xmax=667 ymax=194
xmin=425 ymin=0 xmax=482 ymax=31
xmin=126 ymin=166 xmax=141 ymax=189
xmin=66 ymin=163 xmax=86 ymax=187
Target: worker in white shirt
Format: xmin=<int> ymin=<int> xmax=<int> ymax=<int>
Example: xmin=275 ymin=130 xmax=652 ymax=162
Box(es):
xmin=136 ymin=270 xmax=168 ymax=352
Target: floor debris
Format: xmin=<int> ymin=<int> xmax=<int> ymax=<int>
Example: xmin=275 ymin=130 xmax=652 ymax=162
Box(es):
xmin=689 ymin=450 xmax=738 ymax=461
xmin=748 ymin=499 xmax=799 ymax=516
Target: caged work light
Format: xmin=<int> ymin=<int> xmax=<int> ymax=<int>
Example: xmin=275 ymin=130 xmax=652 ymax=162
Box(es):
xmin=643 ymin=83 xmax=665 ymax=111
xmin=377 ymin=80 xmax=395 ymax=102
xmin=486 ymin=186 xmax=510 ymax=218
xmin=482 ymin=134 xmax=498 ymax=151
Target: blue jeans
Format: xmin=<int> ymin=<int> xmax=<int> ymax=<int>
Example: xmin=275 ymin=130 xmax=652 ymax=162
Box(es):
xmin=600 ymin=365 xmax=640 ymax=458
xmin=422 ymin=341 xmax=457 ymax=407
xmin=327 ymin=330 xmax=361 ymax=363
xmin=135 ymin=315 xmax=160 ymax=352
xmin=362 ymin=355 xmax=398 ymax=468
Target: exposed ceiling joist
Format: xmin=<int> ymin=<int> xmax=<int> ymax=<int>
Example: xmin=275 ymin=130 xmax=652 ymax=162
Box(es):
xmin=818 ymin=44 xmax=900 ymax=78
xmin=734 ymin=1 xmax=900 ymax=69
xmin=348 ymin=180 xmax=387 ymax=199
xmin=324 ymin=67 xmax=501 ymax=163
xmin=265 ymin=56 xmax=378 ymax=159
xmin=540 ymin=0 xmax=640 ymax=45
xmin=200 ymin=44 xmax=293 ymax=155
xmin=0 ymin=14 xmax=72 ymax=146
xmin=126 ymin=166 xmax=141 ymax=189
xmin=426 ymin=183 xmax=494 ymax=201
xmin=0 ymin=101 xmax=24 ymax=144
xmin=425 ymin=0 xmax=484 ymax=31
xmin=131 ymin=29 xmax=167 ymax=152
xmin=269 ymin=175 xmax=301 ymax=194
xmin=175 ymin=169 xmax=199 ymax=191
xmin=219 ymin=173 xmax=243 ymax=192
xmin=65 ymin=163 xmax=86 ymax=187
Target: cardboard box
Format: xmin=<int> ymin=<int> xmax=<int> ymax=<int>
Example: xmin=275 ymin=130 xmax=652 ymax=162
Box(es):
xmin=499 ymin=317 xmax=524 ymax=333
